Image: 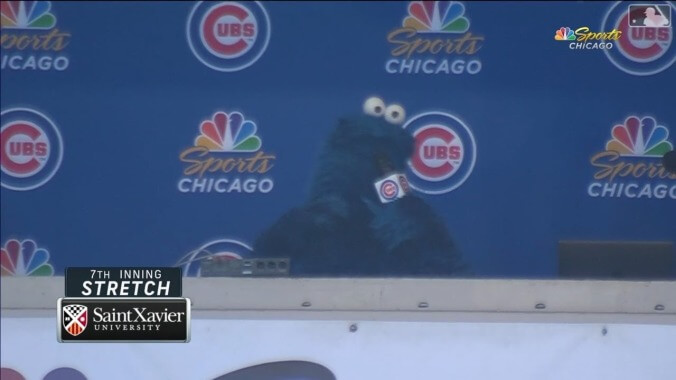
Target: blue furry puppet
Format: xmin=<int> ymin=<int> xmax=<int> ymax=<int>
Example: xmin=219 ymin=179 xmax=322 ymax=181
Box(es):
xmin=254 ymin=97 xmax=467 ymax=277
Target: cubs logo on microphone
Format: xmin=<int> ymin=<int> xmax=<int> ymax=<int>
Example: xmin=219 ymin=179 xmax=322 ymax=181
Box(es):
xmin=602 ymin=2 xmax=674 ymax=75
xmin=380 ymin=180 xmax=399 ymax=199
xmin=1 ymin=107 xmax=63 ymax=191
xmin=404 ymin=112 xmax=476 ymax=194
xmin=374 ymin=174 xmax=410 ymax=203
xmin=187 ymin=1 xmax=271 ymax=72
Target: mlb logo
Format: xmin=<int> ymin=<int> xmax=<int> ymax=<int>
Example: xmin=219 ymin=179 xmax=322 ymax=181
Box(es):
xmin=62 ymin=304 xmax=88 ymax=336
xmin=628 ymin=5 xmax=671 ymax=27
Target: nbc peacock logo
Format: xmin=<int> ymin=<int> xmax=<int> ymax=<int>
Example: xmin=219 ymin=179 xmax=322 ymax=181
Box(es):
xmin=1 ymin=0 xmax=55 ymax=29
xmin=177 ymin=111 xmax=275 ymax=194
xmin=194 ymin=111 xmax=261 ymax=152
xmin=0 ymin=1 xmax=71 ymax=71
xmin=588 ymin=116 xmax=675 ymax=200
xmin=606 ymin=116 xmax=673 ymax=157
xmin=403 ymin=1 xmax=469 ymax=32
xmin=385 ymin=1 xmax=484 ymax=75
xmin=554 ymin=27 xmax=576 ymax=41
xmin=1 ymin=239 xmax=55 ymax=276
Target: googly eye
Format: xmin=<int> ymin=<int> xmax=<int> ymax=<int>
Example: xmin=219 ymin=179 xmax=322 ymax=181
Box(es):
xmin=363 ymin=97 xmax=385 ymax=117
xmin=384 ymin=104 xmax=406 ymax=125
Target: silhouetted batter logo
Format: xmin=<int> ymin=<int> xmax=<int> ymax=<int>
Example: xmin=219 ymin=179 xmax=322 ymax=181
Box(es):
xmin=62 ymin=304 xmax=88 ymax=336
xmin=629 ymin=5 xmax=671 ymax=27
xmin=187 ymin=1 xmax=271 ymax=72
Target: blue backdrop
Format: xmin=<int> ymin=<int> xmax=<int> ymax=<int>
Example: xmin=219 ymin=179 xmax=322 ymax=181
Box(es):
xmin=1 ymin=1 xmax=674 ymax=277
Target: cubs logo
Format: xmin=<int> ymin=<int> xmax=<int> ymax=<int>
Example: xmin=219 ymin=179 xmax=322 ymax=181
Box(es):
xmin=62 ymin=304 xmax=87 ymax=337
xmin=187 ymin=1 xmax=271 ymax=72
xmin=1 ymin=108 xmax=63 ymax=190
xmin=602 ymin=2 xmax=675 ymax=75
xmin=380 ymin=179 xmax=399 ymax=200
xmin=404 ymin=112 xmax=476 ymax=194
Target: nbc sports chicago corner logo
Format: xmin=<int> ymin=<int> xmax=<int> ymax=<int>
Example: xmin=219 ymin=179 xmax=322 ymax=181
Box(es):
xmin=385 ymin=1 xmax=484 ymax=75
xmin=588 ymin=116 xmax=675 ymax=200
xmin=404 ymin=112 xmax=477 ymax=194
xmin=178 ymin=111 xmax=275 ymax=194
xmin=186 ymin=1 xmax=271 ymax=72
xmin=1 ymin=108 xmax=63 ymax=191
xmin=553 ymin=26 xmax=621 ymax=50
xmin=602 ymin=2 xmax=674 ymax=75
xmin=0 ymin=1 xmax=71 ymax=71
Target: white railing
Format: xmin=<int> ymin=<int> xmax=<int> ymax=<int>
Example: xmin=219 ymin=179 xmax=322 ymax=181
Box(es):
xmin=2 ymin=277 xmax=675 ymax=323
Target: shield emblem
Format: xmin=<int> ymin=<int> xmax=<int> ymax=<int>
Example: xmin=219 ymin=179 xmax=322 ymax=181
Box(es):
xmin=63 ymin=304 xmax=88 ymax=336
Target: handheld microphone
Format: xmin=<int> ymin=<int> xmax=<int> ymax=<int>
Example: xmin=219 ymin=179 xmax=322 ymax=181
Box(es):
xmin=373 ymin=152 xmax=410 ymax=203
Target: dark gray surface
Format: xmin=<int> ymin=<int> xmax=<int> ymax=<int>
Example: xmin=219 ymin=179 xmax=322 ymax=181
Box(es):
xmin=559 ymin=241 xmax=674 ymax=280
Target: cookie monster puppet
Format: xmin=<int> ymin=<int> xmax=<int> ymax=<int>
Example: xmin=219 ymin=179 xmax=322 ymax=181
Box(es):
xmin=254 ymin=97 xmax=467 ymax=277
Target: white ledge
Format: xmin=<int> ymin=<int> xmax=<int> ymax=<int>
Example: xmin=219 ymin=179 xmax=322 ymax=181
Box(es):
xmin=2 ymin=277 xmax=675 ymax=323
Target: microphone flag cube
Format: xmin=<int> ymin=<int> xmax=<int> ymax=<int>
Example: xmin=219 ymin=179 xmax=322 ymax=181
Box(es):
xmin=374 ymin=173 xmax=411 ymax=203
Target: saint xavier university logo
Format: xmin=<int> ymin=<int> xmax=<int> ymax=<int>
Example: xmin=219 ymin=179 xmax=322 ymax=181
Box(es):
xmin=62 ymin=304 xmax=88 ymax=336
